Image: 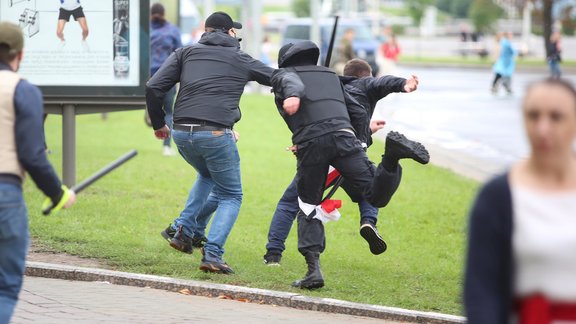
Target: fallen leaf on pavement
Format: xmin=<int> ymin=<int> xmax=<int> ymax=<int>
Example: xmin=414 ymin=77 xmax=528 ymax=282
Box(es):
xmin=218 ymin=295 xmax=233 ymax=299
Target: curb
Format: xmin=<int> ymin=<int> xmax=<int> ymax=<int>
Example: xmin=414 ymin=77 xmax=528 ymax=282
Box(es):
xmin=25 ymin=261 xmax=465 ymax=324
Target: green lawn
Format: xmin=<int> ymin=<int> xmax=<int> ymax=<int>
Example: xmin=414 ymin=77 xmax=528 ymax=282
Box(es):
xmin=26 ymin=93 xmax=478 ymax=315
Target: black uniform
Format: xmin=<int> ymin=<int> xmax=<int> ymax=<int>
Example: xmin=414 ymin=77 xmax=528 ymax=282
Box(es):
xmin=271 ymin=41 xmax=402 ymax=257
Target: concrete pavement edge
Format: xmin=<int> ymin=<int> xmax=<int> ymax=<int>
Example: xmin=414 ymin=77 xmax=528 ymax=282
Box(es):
xmin=25 ymin=261 xmax=465 ymax=324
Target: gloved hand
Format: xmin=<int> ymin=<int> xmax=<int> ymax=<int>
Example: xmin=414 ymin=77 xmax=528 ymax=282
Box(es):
xmin=42 ymin=185 xmax=76 ymax=216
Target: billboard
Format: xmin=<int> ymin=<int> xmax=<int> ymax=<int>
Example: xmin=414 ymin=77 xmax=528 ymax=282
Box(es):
xmin=0 ymin=0 xmax=149 ymax=97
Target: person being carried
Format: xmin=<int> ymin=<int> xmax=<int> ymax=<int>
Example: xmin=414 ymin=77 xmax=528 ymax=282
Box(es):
xmin=263 ymin=58 xmax=422 ymax=265
xmin=270 ymin=41 xmax=429 ymax=289
xmin=0 ymin=22 xmax=76 ymax=323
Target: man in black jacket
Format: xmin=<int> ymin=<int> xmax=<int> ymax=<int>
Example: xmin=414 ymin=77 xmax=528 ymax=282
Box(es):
xmin=263 ymin=58 xmax=422 ymax=266
xmin=270 ymin=42 xmax=429 ymax=289
xmin=146 ymin=11 xmax=300 ymax=274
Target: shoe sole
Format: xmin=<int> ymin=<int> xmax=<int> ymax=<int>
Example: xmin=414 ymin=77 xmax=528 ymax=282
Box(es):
xmin=199 ymin=263 xmax=234 ymax=274
xmin=292 ymin=280 xmax=324 ymax=289
xmin=264 ymin=261 xmax=281 ymax=266
xmin=160 ymin=230 xmax=173 ymax=242
xmin=360 ymin=224 xmax=387 ymax=255
xmin=387 ymin=131 xmax=430 ymax=165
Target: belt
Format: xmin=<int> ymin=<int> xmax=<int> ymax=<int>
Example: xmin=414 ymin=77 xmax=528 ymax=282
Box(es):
xmin=173 ymin=124 xmax=229 ymax=132
xmin=0 ymin=174 xmax=22 ymax=185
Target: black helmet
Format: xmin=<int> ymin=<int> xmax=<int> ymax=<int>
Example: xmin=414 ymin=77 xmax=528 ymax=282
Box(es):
xmin=278 ymin=40 xmax=319 ymax=68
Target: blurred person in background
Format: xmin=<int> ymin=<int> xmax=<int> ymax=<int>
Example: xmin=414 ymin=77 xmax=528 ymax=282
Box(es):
xmin=491 ymin=32 xmax=517 ymax=95
xmin=465 ymin=78 xmax=576 ymax=323
xmin=380 ymin=33 xmax=401 ymax=74
xmin=333 ymin=28 xmax=355 ymax=75
xmin=150 ymin=3 xmax=183 ymax=156
xmin=260 ymin=35 xmax=273 ymax=67
xmin=547 ymin=31 xmax=562 ymax=80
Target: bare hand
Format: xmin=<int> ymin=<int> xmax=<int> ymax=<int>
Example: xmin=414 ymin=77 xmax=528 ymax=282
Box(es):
xmin=233 ymin=130 xmax=240 ymax=142
xmin=283 ymin=97 xmax=300 ymax=116
xmin=286 ymin=145 xmax=297 ymax=153
xmin=370 ymin=120 xmax=386 ymax=134
xmin=154 ymin=125 xmax=170 ymax=139
xmin=404 ymin=75 xmax=419 ymax=93
xmin=64 ymin=190 xmax=76 ymax=209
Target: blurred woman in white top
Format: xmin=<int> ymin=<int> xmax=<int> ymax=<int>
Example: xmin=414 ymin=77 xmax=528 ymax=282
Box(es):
xmin=465 ymin=78 xmax=576 ymax=324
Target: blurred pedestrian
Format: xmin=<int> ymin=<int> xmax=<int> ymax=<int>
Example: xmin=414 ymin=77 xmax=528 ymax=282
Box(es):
xmin=491 ymin=32 xmax=517 ymax=95
xmin=333 ymin=28 xmax=355 ymax=75
xmin=147 ymin=12 xmax=299 ymax=274
xmin=260 ymin=35 xmax=273 ymax=67
xmin=547 ymin=31 xmax=562 ymax=79
xmin=0 ymin=21 xmax=76 ymax=323
xmin=380 ymin=33 xmax=401 ymax=74
xmin=465 ymin=78 xmax=576 ymax=323
xmin=150 ymin=3 xmax=183 ymax=156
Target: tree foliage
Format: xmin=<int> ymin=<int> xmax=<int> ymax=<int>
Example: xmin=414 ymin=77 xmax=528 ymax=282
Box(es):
xmin=292 ymin=0 xmax=310 ymax=18
xmin=468 ymin=0 xmax=504 ymax=33
xmin=407 ymin=0 xmax=435 ymax=25
xmin=436 ymin=0 xmax=473 ymax=18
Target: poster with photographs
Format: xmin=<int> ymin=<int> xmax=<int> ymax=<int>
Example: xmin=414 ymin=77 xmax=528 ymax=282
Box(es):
xmin=0 ymin=0 xmax=141 ymax=87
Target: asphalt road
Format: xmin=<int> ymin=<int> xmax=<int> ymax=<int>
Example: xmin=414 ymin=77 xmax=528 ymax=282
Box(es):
xmin=373 ymin=66 xmax=576 ymax=181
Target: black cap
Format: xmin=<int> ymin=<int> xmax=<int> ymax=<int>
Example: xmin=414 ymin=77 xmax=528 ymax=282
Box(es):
xmin=150 ymin=3 xmax=164 ymax=16
xmin=205 ymin=11 xmax=242 ymax=30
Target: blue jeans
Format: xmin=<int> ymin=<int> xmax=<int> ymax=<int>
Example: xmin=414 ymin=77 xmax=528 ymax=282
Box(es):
xmin=171 ymin=129 xmax=242 ymax=263
xmin=548 ymin=59 xmax=561 ymax=79
xmin=265 ymin=176 xmax=379 ymax=254
xmin=163 ymin=86 xmax=176 ymax=147
xmin=0 ymin=183 xmax=28 ymax=324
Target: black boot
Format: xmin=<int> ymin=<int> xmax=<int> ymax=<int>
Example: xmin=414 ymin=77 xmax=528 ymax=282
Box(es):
xmin=292 ymin=252 xmax=324 ymax=289
xmin=383 ymin=131 xmax=430 ymax=171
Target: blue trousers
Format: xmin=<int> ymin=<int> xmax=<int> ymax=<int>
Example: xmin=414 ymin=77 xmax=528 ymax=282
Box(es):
xmin=0 ymin=183 xmax=28 ymax=324
xmin=264 ymin=175 xmax=383 ymax=255
xmin=171 ymin=129 xmax=242 ymax=263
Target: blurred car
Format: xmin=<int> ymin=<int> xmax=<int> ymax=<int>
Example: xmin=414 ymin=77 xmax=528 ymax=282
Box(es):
xmin=281 ymin=18 xmax=380 ymax=75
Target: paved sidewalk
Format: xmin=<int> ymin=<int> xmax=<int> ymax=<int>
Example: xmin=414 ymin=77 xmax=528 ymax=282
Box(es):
xmin=13 ymin=277 xmax=394 ymax=324
xmin=15 ymin=262 xmax=465 ymax=324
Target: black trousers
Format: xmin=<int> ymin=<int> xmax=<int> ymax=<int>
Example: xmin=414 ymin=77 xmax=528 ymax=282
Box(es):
xmin=295 ymin=131 xmax=402 ymax=255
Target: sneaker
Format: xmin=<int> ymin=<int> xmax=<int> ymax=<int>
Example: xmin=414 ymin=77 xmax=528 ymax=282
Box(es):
xmin=57 ymin=41 xmax=66 ymax=51
xmin=199 ymin=260 xmax=234 ymax=274
xmin=169 ymin=225 xmax=193 ymax=254
xmin=360 ymin=221 xmax=387 ymax=255
xmin=81 ymin=40 xmax=90 ymax=52
xmin=160 ymin=224 xmax=176 ymax=242
xmin=385 ymin=131 xmax=430 ymax=165
xmin=163 ymin=146 xmax=176 ymax=156
xmin=263 ymin=252 xmax=282 ymax=266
